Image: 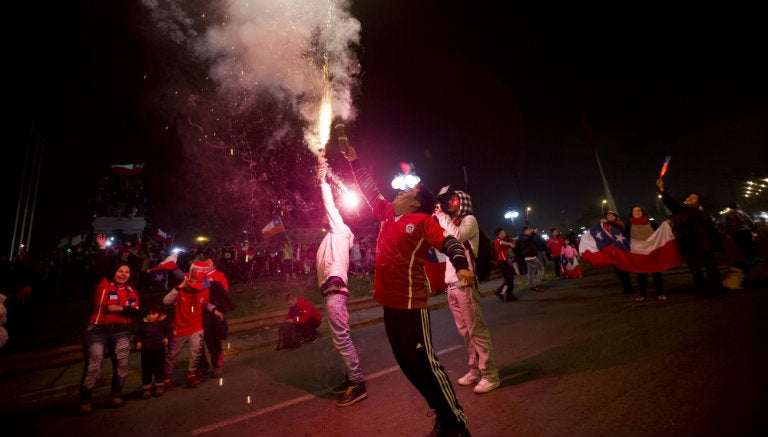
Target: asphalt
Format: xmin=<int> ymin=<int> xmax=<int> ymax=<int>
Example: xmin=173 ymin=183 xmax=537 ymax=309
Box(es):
xmin=2 ymin=253 xmax=764 ymax=414
xmin=0 ymin=270 xmax=524 ymax=411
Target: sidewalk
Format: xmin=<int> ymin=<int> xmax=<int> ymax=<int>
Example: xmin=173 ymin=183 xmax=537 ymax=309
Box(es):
xmin=0 ymin=272 xmax=523 ymax=410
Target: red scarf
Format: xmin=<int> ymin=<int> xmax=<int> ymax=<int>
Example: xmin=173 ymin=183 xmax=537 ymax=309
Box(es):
xmin=629 ymin=216 xmax=649 ymax=225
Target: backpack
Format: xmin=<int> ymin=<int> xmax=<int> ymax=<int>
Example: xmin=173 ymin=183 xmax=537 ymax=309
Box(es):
xmin=475 ymin=230 xmax=492 ymax=282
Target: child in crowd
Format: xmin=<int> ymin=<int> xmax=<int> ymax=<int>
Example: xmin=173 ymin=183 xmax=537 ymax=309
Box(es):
xmin=135 ymin=303 xmax=172 ymax=399
xmin=163 ymin=261 xmax=223 ymax=389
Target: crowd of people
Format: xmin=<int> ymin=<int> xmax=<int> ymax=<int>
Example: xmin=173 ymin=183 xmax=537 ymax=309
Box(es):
xmin=2 ymin=149 xmax=763 ymax=437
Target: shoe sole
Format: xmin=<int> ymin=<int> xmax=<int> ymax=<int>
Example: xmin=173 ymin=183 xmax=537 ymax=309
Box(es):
xmin=474 ymin=382 xmax=501 ymax=394
xmin=336 ymin=392 xmax=368 ymax=407
xmin=457 ymin=378 xmax=481 ymax=386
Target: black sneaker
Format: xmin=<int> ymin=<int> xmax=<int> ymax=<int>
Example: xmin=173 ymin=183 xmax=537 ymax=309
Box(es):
xmin=494 ymin=289 xmax=505 ymax=302
xmin=331 ymin=376 xmax=352 ymax=395
xmin=336 ymin=382 xmax=367 ymax=407
xmin=426 ymin=420 xmax=472 ymax=437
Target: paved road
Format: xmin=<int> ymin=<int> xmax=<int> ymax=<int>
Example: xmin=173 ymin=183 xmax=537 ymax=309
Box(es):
xmin=2 ymin=263 xmax=767 ymax=437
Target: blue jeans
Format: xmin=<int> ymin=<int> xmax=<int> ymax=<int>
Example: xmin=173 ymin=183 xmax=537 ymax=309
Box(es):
xmin=80 ymin=324 xmax=131 ymax=402
xmin=526 ymin=257 xmax=544 ymax=288
xmin=324 ymin=292 xmax=364 ymax=384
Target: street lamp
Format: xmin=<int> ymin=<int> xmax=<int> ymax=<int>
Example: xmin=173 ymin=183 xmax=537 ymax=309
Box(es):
xmin=525 ymin=206 xmax=532 ymax=225
xmin=601 ymin=199 xmax=608 ymax=216
xmin=391 ymin=173 xmax=421 ymax=190
xmin=504 ymin=210 xmax=519 ymax=229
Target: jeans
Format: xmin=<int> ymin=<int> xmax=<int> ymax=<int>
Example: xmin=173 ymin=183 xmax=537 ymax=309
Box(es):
xmin=526 ymin=257 xmax=544 ymax=288
xmin=80 ymin=324 xmax=131 ymax=402
xmin=446 ymin=283 xmax=498 ymax=380
xmin=325 ymin=292 xmax=364 ymax=383
xmin=165 ymin=330 xmax=204 ymax=379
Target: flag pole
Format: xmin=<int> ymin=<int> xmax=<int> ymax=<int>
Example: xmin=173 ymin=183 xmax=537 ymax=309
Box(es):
xmin=581 ymin=112 xmax=618 ymax=215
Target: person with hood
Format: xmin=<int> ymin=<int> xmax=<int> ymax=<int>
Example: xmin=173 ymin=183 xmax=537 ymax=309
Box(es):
xmin=656 ymin=179 xmax=723 ymax=297
xmin=162 ymin=261 xmax=223 ymax=390
xmin=316 ymin=161 xmax=367 ymax=407
xmin=434 ymin=186 xmax=500 ymax=394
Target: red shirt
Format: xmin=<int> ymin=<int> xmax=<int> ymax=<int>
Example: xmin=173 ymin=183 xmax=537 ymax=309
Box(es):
xmin=167 ymin=287 xmax=210 ymax=337
xmin=546 ymin=235 xmax=565 ymax=257
xmin=371 ymin=197 xmax=449 ymax=310
xmin=493 ymin=238 xmax=508 ymax=261
xmin=286 ymin=297 xmax=322 ymax=324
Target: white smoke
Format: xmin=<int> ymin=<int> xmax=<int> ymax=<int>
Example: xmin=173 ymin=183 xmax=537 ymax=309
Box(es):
xmin=142 ymin=0 xmax=361 ymax=150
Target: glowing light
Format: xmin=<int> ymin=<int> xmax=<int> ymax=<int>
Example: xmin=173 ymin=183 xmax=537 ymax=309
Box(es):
xmin=504 ymin=211 xmax=519 ymax=220
xmin=659 ymin=155 xmax=671 ymax=178
xmin=391 ymin=174 xmax=421 ymax=190
xmin=247 ymin=396 xmax=251 ymax=404
xmin=342 ymin=190 xmax=360 ymax=209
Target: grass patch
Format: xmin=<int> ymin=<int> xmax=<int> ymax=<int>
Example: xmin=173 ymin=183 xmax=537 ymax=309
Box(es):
xmin=225 ymin=274 xmax=374 ymax=319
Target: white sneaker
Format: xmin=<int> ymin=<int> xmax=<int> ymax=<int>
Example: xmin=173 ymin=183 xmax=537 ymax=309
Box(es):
xmin=473 ymin=377 xmax=500 ymax=394
xmin=457 ymin=371 xmax=480 ymax=386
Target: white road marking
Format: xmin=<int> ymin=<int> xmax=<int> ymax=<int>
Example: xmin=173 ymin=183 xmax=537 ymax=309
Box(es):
xmin=191 ymin=344 xmax=463 ymax=435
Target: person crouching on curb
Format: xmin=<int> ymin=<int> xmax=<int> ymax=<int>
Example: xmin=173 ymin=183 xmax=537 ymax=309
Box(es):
xmin=277 ymin=293 xmax=322 ymax=349
xmin=162 ymin=261 xmax=223 ymax=390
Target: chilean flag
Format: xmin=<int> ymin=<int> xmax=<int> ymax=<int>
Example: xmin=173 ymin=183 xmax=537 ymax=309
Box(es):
xmin=111 ymin=163 xmax=144 ymax=175
xmin=614 ymin=221 xmax=683 ymax=273
xmin=262 ymin=216 xmax=285 ymax=238
xmin=579 ymin=223 xmax=620 ymax=268
xmin=580 ymin=221 xmax=683 ymax=273
xmin=154 ymin=229 xmax=173 ymax=244
xmin=150 ymin=251 xmax=179 ymax=271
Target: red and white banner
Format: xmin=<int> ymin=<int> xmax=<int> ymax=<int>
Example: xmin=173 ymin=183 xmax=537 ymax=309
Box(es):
xmin=580 ymin=221 xmax=682 ymax=273
xmin=262 ymin=217 xmax=285 ymax=238
xmin=150 ymin=251 xmax=179 ymax=271
xmin=111 ymin=163 xmax=144 ymax=175
xmin=614 ymin=220 xmax=683 ymax=273
xmin=154 ymin=229 xmax=172 ymax=244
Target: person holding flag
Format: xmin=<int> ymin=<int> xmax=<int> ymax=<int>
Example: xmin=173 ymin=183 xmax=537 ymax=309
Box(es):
xmin=656 ymin=178 xmax=724 ymax=298
xmin=624 ymin=205 xmax=666 ymax=302
xmin=600 ymin=211 xmax=634 ymax=294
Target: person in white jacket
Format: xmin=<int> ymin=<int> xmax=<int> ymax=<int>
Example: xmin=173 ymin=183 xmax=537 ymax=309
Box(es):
xmin=316 ymin=163 xmax=367 ymax=407
xmin=434 ymin=186 xmax=501 ymax=394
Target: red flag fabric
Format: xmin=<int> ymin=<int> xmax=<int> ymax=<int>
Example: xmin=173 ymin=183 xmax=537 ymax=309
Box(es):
xmin=111 ymin=163 xmax=144 ymax=175
xmin=578 ymin=223 xmax=619 ymax=268
xmin=154 ymin=229 xmax=172 ymax=244
xmin=580 ymin=221 xmax=683 ymax=273
xmin=614 ymin=221 xmax=683 ymax=273
xmin=261 ymin=217 xmax=285 ymax=238
xmin=150 ymin=251 xmax=179 ymax=271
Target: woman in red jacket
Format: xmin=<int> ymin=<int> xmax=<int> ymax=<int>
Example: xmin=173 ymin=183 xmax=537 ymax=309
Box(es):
xmin=79 ymin=234 xmax=140 ymax=415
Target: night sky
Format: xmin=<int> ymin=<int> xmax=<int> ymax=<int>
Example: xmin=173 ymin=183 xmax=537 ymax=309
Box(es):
xmin=6 ymin=1 xmax=767 ymax=258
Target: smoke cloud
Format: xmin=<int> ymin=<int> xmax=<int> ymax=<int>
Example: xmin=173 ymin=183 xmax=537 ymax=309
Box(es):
xmin=142 ymin=0 xmax=361 ymax=151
